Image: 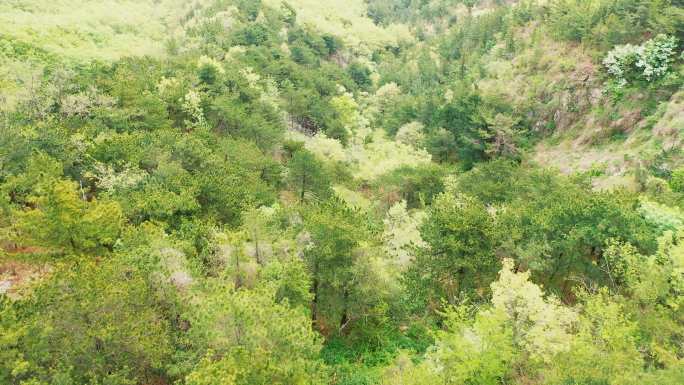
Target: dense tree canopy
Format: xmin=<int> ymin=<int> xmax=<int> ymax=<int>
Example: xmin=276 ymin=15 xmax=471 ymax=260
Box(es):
xmin=0 ymin=0 xmax=683 ymax=384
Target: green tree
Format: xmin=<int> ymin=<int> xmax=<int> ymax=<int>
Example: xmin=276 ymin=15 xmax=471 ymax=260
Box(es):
xmin=460 ymin=0 xmax=480 ymax=15
xmin=0 ymin=258 xmax=174 ymax=385
xmin=348 ymin=62 xmax=372 ymax=89
xmin=197 ymin=157 xmax=276 ymax=226
xmin=17 ymin=179 xmax=123 ymax=253
xmin=286 ymin=149 xmax=332 ymax=204
xmin=451 ymin=162 xmax=658 ymax=294
xmin=498 ymin=187 xmax=658 ymax=293
xmin=302 ymin=198 xmax=384 ymax=335
xmin=373 ymin=163 xmax=447 ymax=209
xmin=260 ymin=255 xmax=313 ymax=309
xmin=208 ymin=95 xmax=283 ymax=151
xmin=670 ymin=166 xmax=684 ymax=193
xmin=183 ymin=284 xmax=327 ymax=385
xmin=544 ymin=289 xmax=643 ymax=385
xmin=405 ymin=192 xmax=502 ymax=307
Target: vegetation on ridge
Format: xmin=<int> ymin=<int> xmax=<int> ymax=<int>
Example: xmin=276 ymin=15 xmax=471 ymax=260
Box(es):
xmin=0 ymin=1 xmax=683 ymax=384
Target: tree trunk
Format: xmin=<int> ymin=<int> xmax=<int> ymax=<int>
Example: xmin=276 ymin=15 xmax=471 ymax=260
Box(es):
xmin=311 ymin=262 xmax=319 ymax=327
xmin=234 ymin=249 xmax=242 ymax=289
xmin=300 ymin=172 xmax=307 ymax=204
xmin=339 ymin=287 xmax=350 ymax=333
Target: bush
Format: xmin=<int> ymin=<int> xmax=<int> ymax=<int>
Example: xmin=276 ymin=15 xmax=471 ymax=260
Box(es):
xmin=603 ymin=34 xmax=679 ymax=86
xmin=670 ymin=167 xmax=684 ymax=193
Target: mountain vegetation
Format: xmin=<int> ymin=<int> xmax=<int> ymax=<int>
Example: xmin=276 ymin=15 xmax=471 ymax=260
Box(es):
xmin=1 ymin=1 xmax=683 ymax=384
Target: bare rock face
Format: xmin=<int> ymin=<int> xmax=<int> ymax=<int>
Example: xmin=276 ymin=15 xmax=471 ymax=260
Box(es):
xmin=0 ymin=280 xmax=11 ymax=294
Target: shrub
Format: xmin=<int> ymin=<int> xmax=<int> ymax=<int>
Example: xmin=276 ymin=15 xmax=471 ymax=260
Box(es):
xmin=603 ymin=34 xmax=679 ymax=86
xmin=670 ymin=167 xmax=684 ymax=193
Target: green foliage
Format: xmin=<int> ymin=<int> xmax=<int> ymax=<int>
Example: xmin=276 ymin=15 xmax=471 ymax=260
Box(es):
xmin=373 ymin=163 xmax=447 ymax=209
xmin=303 ymin=198 xmax=370 ymax=333
xmin=260 ymin=255 xmax=313 ymax=308
xmin=490 ymin=259 xmax=577 ymax=362
xmin=287 ymin=149 xmax=333 ymax=204
xmin=600 ymin=234 xmax=684 ymax=369
xmin=406 ymin=192 xmax=502 ymax=306
xmin=388 ymin=255 xmax=684 ymax=385
xmin=382 ymin=200 xmax=425 ymax=265
xmin=0 ymin=0 xmax=183 ymax=68
xmin=671 ymin=166 xmax=684 ymax=192
xmin=0 ymin=257 xmax=174 ymax=385
xmin=406 ymin=162 xmax=659 ymax=306
xmin=183 ymin=284 xmax=327 ymax=385
xmin=544 ymin=289 xmax=644 ymax=385
xmin=2 ymin=152 xmax=123 ymax=254
xmin=262 ymin=0 xmax=412 ymax=50
xmin=548 ymin=0 xmax=683 ymax=49
xmin=348 ymin=62 xmax=373 ymax=89
xmin=1 ymin=1 xmax=683 ymax=384
xmin=604 ymin=34 xmax=680 ymax=86
xmin=17 ymin=180 xmax=123 ymax=254
xmin=639 ymin=198 xmax=684 ymax=232
xmin=422 ymin=308 xmax=516 ymax=385
xmin=427 ymin=88 xmax=491 ymax=166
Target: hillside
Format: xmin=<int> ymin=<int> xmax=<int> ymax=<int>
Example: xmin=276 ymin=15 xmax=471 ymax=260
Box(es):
xmin=1 ymin=1 xmax=683 ymax=385
xmin=0 ymin=0 xmax=185 ymax=109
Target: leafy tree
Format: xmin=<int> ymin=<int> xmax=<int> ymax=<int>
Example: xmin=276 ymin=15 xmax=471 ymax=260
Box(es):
xmin=430 ymin=89 xmax=489 ymax=168
xmin=482 ymin=112 xmax=522 ymax=159
xmin=122 ymin=156 xmax=200 ymax=226
xmin=348 ymin=62 xmax=372 ymax=89
xmin=260 ymin=255 xmax=313 ymax=309
xmin=421 ymin=308 xmax=514 ymax=385
xmin=197 ymin=55 xmax=225 ymax=86
xmin=424 ymin=128 xmax=458 ymax=163
xmin=232 ymin=23 xmax=273 ymax=46
xmin=373 ymin=163 xmax=447 ymax=209
xmin=387 ymin=259 xmax=569 ymax=385
xmin=303 ymin=199 xmax=363 ymax=331
xmin=1 ymin=151 xmax=63 ymax=206
xmin=208 ymin=94 xmax=283 ymax=151
xmin=183 ymin=284 xmax=327 ymax=385
xmin=544 ymin=289 xmax=644 ymax=385
xmin=604 ymin=34 xmax=679 ymax=86
xmin=450 ymin=162 xmax=659 ymax=294
xmin=0 ymin=124 xmax=32 ymax=180
xmin=670 ymin=166 xmax=684 ymax=192
xmin=449 ymin=159 xmax=543 ymax=204
xmin=196 ymin=157 xmax=276 ymax=227
xmin=601 ymin=235 xmax=684 ymax=368
xmin=218 ymin=138 xmax=282 ymax=187
xmin=286 ymin=149 xmax=332 ymax=204
xmin=0 ymin=258 xmax=174 ymax=385
xmin=405 ymin=192 xmax=502 ymax=307
xmin=302 ymin=198 xmax=387 ymax=336
xmin=382 ymin=200 xmax=425 ymax=265
xmin=490 ymin=259 xmax=577 ymax=362
xmin=499 ymin=187 xmax=658 ymax=292
xmin=17 ymin=179 xmax=123 ymax=254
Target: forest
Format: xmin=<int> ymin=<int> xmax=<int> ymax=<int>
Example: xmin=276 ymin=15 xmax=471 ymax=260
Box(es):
xmin=0 ymin=0 xmax=683 ymax=384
